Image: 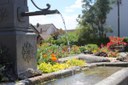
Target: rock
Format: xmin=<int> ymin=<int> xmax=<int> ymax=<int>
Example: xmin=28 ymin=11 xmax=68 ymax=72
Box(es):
xmin=18 ymin=68 xmax=42 ymax=79
xmin=78 ymin=54 xmax=110 ymax=63
xmin=83 ymin=50 xmax=93 ymax=54
xmin=95 ymin=52 xmax=108 ymax=57
xmin=117 ymin=53 xmax=128 ymax=61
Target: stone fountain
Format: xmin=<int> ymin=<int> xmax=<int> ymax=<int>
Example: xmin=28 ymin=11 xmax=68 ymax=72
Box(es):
xmin=0 ymin=0 xmax=59 ymax=80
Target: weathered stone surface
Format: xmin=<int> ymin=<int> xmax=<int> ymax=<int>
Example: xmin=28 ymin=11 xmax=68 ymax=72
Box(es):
xmin=0 ymin=0 xmax=39 ymax=79
xmin=78 ymin=54 xmax=110 ymax=63
xmin=95 ymin=68 xmax=128 ymax=85
xmin=18 ymin=68 xmax=42 ymax=79
xmin=58 ymin=54 xmax=110 ymax=63
xmin=0 ymin=0 xmax=28 ymax=29
xmin=117 ymin=52 xmax=128 ymax=61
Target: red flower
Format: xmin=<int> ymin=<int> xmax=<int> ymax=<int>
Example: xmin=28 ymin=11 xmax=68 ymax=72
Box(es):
xmin=106 ymin=36 xmax=127 ymax=50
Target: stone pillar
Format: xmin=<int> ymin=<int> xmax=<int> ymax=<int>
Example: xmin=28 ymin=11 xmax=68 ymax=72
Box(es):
xmin=0 ymin=0 xmax=38 ymax=78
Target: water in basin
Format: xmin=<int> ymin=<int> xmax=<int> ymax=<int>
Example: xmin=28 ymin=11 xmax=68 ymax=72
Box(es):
xmin=41 ymin=66 xmax=123 ymax=85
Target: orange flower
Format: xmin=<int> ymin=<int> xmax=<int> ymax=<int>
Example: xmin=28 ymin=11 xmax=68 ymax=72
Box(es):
xmin=51 ymin=56 xmax=57 ymax=61
xmin=51 ymin=53 xmax=56 ymax=57
xmin=51 ymin=53 xmax=57 ymax=61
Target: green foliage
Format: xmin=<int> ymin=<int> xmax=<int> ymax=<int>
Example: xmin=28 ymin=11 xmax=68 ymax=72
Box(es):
xmin=79 ymin=46 xmax=86 ymax=52
xmin=85 ymin=44 xmax=99 ymax=52
xmin=37 ymin=43 xmax=83 ymax=64
xmin=37 ymin=43 xmax=59 ymax=64
xmin=77 ymin=24 xmax=109 ymax=45
xmin=70 ymin=45 xmax=81 ymax=54
xmin=97 ymin=37 xmax=109 ymax=46
xmin=77 ymin=24 xmax=98 ymax=45
xmin=67 ymin=31 xmax=79 ymax=45
xmin=38 ymin=59 xmax=86 ymax=73
xmin=46 ymin=31 xmax=79 ymax=46
xmin=77 ymin=0 xmax=112 ymax=45
xmin=124 ymin=37 xmax=128 ymax=43
xmin=123 ymin=37 xmax=128 ymax=52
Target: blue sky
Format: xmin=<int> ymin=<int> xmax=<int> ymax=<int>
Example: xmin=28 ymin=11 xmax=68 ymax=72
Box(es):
xmin=28 ymin=0 xmax=82 ymax=30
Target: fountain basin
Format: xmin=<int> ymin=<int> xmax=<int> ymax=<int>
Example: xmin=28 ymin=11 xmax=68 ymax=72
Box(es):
xmin=41 ymin=66 xmax=123 ymax=85
xmin=2 ymin=62 xmax=128 ymax=85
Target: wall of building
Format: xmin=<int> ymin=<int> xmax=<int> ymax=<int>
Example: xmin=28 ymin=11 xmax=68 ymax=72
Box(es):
xmin=46 ymin=25 xmax=57 ymax=34
xmin=106 ymin=0 xmax=128 ymax=37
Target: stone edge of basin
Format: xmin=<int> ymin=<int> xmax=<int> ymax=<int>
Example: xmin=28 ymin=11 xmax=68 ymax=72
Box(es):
xmin=0 ymin=66 xmax=88 ymax=85
xmin=1 ymin=62 xmax=128 ymax=85
xmin=95 ymin=67 xmax=128 ymax=85
xmin=58 ymin=54 xmax=111 ymax=63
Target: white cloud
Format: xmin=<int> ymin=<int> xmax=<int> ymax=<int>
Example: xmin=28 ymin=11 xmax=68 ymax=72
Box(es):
xmin=64 ymin=14 xmax=78 ymax=29
xmin=29 ymin=15 xmax=62 ymax=27
xmin=29 ymin=14 xmax=78 ymax=30
xmin=65 ymin=0 xmax=82 ymax=13
xmin=29 ymin=0 xmax=82 ymax=30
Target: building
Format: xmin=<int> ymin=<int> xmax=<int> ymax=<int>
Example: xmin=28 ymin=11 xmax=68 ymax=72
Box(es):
xmin=30 ymin=23 xmax=58 ymax=44
xmin=106 ymin=0 xmax=128 ymax=37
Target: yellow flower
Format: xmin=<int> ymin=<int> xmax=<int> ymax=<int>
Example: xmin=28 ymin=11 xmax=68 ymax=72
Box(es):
xmin=92 ymin=50 xmax=97 ymax=53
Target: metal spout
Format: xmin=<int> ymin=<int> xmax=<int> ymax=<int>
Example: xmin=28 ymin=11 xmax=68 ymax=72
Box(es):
xmin=21 ymin=9 xmax=60 ymax=17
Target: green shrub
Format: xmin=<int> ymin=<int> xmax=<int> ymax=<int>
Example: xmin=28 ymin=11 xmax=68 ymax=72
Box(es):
xmin=123 ymin=37 xmax=128 ymax=52
xmin=124 ymin=37 xmax=128 ymax=43
xmin=79 ymin=46 xmax=86 ymax=52
xmin=85 ymin=44 xmax=99 ymax=52
xmin=46 ymin=31 xmax=79 ymax=46
xmin=70 ymin=45 xmax=81 ymax=54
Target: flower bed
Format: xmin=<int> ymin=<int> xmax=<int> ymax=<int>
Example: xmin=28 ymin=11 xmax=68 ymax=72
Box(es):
xmin=36 ymin=36 xmax=128 ymax=73
xmin=38 ymin=58 xmax=86 ymax=73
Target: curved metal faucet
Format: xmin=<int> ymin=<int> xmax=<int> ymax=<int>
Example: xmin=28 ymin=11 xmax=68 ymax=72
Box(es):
xmin=21 ymin=0 xmax=60 ymax=17
xmin=31 ymin=0 xmax=50 ymax=11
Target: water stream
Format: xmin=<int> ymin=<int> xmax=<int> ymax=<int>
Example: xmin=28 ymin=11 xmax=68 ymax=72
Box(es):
xmin=40 ymin=66 xmax=123 ymax=85
xmin=59 ymin=13 xmax=70 ymax=52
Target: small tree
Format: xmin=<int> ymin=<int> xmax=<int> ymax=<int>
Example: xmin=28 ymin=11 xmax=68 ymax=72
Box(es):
xmin=77 ymin=0 xmax=112 ymax=45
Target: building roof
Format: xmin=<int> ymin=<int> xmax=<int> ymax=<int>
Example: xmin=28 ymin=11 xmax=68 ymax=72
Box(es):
xmin=29 ymin=23 xmax=57 ymax=40
xmin=35 ymin=23 xmax=57 ymax=32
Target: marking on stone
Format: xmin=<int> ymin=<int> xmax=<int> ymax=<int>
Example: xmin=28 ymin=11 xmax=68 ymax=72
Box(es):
xmin=22 ymin=42 xmax=34 ymax=63
xmin=0 ymin=8 xmax=8 ymax=22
